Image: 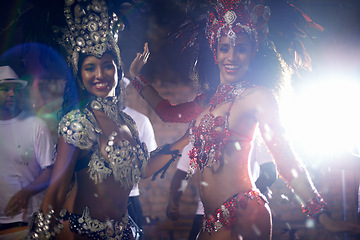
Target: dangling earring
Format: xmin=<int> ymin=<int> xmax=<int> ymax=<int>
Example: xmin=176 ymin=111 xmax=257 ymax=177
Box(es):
xmin=212 ymin=50 xmax=218 ymax=64
xmin=214 ymin=55 xmax=218 ymax=64
xmin=79 ymin=82 xmax=86 ymax=91
xmin=77 ymin=77 xmax=86 ymax=92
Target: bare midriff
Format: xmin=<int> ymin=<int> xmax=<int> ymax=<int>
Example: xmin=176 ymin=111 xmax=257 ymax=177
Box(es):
xmin=195 ymin=140 xmax=254 ymax=214
xmin=74 ymin=169 xmax=131 ymax=221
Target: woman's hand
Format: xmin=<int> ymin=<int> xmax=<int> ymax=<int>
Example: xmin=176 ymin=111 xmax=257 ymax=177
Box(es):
xmin=166 ymin=202 xmax=181 ymax=221
xmin=129 ymin=42 xmax=150 ymax=79
xmin=5 ymin=189 xmax=31 ymax=219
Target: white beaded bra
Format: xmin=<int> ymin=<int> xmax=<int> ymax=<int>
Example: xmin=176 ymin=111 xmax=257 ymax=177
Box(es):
xmin=58 ymin=97 xmax=148 ymax=188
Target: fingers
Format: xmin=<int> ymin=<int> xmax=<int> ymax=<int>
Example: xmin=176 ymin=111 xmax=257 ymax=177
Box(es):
xmin=138 ymin=53 xmax=150 ymax=64
xmin=138 ymin=53 xmax=149 ymax=64
xmin=5 ymin=201 xmax=21 ymax=217
xmin=144 ymin=42 xmax=150 ymax=61
xmin=143 ymin=52 xmax=150 ymax=64
xmin=140 ymin=42 xmax=150 ymax=64
xmin=144 ymin=42 xmax=147 ymax=52
xmin=4 ymin=194 xmax=28 ymax=217
xmin=166 ymin=204 xmax=180 ymax=221
xmin=135 ymin=43 xmax=150 ymax=64
xmin=130 ymin=43 xmax=150 ymax=79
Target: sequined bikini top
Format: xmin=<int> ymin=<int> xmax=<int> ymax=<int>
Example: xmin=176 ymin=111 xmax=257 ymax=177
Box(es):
xmin=59 ymin=97 xmax=148 ymax=188
xmin=187 ymin=82 xmax=251 ymax=178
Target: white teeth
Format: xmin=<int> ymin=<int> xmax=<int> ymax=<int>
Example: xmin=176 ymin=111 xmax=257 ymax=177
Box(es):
xmin=225 ymin=65 xmax=239 ymax=70
xmin=95 ymin=82 xmax=108 ymax=87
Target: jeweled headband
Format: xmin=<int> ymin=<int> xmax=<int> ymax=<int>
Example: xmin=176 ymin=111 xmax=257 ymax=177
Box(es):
xmin=55 ymin=0 xmax=124 ymax=77
xmin=205 ymin=0 xmax=270 ymax=59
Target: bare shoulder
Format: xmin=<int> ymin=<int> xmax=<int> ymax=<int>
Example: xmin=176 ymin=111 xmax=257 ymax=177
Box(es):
xmin=245 ymin=85 xmax=272 ymax=96
xmin=249 ymin=86 xmax=281 ymax=125
xmin=241 ymin=85 xmax=276 ymax=105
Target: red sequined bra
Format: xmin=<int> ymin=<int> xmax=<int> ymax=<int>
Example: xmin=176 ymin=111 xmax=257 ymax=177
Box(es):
xmin=187 ymin=82 xmax=250 ymax=178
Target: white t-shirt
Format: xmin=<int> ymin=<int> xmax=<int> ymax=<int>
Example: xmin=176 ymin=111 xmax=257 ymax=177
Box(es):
xmin=123 ymin=107 xmax=157 ymax=197
xmin=176 ymin=143 xmax=204 ymax=215
xmin=0 ymin=111 xmax=54 ymax=223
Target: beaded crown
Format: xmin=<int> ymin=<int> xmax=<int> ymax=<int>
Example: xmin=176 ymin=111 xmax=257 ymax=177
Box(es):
xmin=205 ymin=0 xmax=270 ymax=57
xmin=55 ymin=0 xmax=124 ymax=77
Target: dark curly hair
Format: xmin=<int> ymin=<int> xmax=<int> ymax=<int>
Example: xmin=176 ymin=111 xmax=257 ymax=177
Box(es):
xmin=171 ymin=0 xmax=321 ymax=101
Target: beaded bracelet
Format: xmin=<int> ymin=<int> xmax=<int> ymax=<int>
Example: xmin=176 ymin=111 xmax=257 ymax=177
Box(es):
xmin=131 ymin=75 xmax=150 ymax=93
xmin=302 ymin=194 xmax=330 ymax=222
xmin=28 ymin=209 xmax=64 ymax=239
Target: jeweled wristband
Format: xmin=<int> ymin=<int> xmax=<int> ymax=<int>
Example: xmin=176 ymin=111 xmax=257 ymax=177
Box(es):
xmin=132 ymin=75 xmax=150 ymax=93
xmin=302 ymin=195 xmax=330 ymax=222
xmin=28 ymin=209 xmax=64 ymax=239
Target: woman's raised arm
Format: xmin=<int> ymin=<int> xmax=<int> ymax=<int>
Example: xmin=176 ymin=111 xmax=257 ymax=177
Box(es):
xmin=255 ymin=87 xmax=360 ymax=234
xmin=129 ymin=43 xmax=206 ymax=123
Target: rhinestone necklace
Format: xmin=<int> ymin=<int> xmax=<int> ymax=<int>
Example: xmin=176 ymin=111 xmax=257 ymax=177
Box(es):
xmin=209 ymin=81 xmax=248 ymax=111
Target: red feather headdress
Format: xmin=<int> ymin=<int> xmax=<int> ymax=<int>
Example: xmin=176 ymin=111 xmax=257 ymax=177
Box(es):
xmin=206 ymin=0 xmax=270 ymax=59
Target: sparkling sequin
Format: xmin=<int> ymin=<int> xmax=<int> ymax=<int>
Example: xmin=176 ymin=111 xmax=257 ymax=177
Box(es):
xmin=209 ymin=82 xmax=247 ymax=111
xmin=59 ymin=97 xmax=148 ymax=188
xmin=302 ymin=195 xmax=329 ymax=222
xmin=205 ymin=1 xmax=271 ymax=60
xmin=60 ymin=207 xmax=133 ymax=239
xmin=187 ymin=83 xmax=248 ymax=179
xmin=202 ymin=189 xmax=266 ymax=234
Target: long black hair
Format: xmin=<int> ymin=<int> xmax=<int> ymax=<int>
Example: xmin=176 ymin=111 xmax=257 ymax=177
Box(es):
xmin=171 ymin=0 xmax=322 ymax=99
xmin=190 ymin=32 xmax=284 ymax=100
xmin=59 ymin=51 xmax=123 ymax=119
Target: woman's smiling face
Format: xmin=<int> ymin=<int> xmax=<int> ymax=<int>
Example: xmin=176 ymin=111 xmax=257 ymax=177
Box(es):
xmin=81 ymin=53 xmax=118 ymax=98
xmin=216 ymin=33 xmax=253 ymax=84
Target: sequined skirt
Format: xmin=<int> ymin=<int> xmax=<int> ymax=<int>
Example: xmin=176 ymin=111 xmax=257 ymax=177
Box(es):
xmin=60 ymin=207 xmax=133 ymax=240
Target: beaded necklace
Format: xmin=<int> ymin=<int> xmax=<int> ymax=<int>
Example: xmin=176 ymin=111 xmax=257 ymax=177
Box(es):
xmin=87 ymin=97 xmax=147 ymax=186
xmin=209 ymin=81 xmax=248 ymax=111
xmin=90 ymin=97 xmax=139 ymax=140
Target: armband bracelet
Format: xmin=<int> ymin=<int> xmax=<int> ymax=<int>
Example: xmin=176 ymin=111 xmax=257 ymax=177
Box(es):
xmin=28 ymin=209 xmax=64 ymax=239
xmin=132 ymin=75 xmax=150 ymax=93
xmin=302 ymin=195 xmax=330 ymax=222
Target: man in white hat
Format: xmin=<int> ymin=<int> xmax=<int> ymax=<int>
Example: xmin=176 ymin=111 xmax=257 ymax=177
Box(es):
xmin=0 ymin=66 xmax=55 ymax=231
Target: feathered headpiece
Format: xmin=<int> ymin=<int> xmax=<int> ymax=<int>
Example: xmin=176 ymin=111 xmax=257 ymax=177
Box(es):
xmin=206 ymin=0 xmax=270 ymax=58
xmin=172 ymin=0 xmax=323 ymax=71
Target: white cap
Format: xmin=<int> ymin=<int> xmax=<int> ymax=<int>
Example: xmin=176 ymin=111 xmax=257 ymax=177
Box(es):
xmin=0 ymin=66 xmax=27 ymax=89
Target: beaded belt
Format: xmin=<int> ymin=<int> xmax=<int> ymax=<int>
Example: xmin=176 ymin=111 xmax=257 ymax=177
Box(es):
xmin=61 ymin=207 xmax=133 ymax=240
xmin=202 ymin=189 xmax=267 ymax=234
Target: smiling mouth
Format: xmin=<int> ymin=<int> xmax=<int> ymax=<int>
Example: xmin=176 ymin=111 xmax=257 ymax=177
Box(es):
xmin=94 ymin=82 xmax=109 ymax=89
xmin=224 ymin=65 xmax=240 ymax=73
